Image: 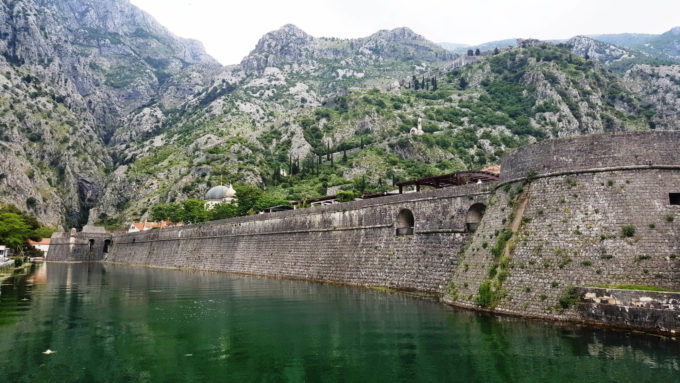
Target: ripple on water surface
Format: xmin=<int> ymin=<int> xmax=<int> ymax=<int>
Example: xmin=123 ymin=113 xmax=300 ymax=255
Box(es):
xmin=0 ymin=262 xmax=678 ymax=382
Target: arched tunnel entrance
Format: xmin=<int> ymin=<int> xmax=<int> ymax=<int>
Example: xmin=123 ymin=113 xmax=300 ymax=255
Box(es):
xmin=466 ymin=203 xmax=486 ymax=232
xmin=396 ymin=209 xmax=415 ymax=236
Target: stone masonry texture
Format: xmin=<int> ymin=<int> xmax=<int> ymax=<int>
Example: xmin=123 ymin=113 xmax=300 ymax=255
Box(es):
xmin=48 ymin=131 xmax=680 ymax=334
xmin=49 ymin=183 xmax=492 ymax=293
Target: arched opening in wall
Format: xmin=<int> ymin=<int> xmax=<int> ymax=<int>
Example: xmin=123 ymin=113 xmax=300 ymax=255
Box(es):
xmin=466 ymin=203 xmax=486 ymax=232
xmin=88 ymin=239 xmax=95 ymax=253
xmin=103 ymin=239 xmax=112 ymax=254
xmin=396 ymin=209 xmax=415 ymax=236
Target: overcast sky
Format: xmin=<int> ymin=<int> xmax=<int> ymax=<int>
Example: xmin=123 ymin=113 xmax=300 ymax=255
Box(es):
xmin=130 ymin=0 xmax=680 ymax=65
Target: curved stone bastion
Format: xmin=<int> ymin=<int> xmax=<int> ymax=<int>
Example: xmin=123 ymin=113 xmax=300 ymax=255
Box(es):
xmin=48 ymin=131 xmax=680 ymax=336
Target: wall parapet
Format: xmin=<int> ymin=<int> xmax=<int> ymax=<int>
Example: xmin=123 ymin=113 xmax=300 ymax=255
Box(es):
xmin=500 ymin=131 xmax=680 ymax=181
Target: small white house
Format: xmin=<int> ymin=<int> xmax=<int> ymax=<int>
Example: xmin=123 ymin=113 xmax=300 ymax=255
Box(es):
xmin=28 ymin=238 xmax=51 ymax=254
xmin=128 ymin=221 xmax=177 ymax=233
xmin=0 ymin=245 xmax=12 ymax=259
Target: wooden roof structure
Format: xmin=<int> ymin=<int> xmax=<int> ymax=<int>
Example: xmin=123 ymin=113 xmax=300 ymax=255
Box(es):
xmin=396 ymin=170 xmax=500 ymax=194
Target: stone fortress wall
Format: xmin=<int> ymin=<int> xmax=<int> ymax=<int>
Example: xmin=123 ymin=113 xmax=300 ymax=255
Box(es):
xmin=48 ymin=131 xmax=680 ymax=335
xmin=449 ymin=131 xmax=680 ymax=334
xmin=49 ymin=183 xmax=493 ymax=293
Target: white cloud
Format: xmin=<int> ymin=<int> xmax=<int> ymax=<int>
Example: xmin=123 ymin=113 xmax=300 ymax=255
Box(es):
xmin=130 ymin=0 xmax=680 ymax=65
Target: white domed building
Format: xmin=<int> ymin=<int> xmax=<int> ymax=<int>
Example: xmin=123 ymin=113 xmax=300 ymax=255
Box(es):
xmin=205 ymin=184 xmax=237 ymax=209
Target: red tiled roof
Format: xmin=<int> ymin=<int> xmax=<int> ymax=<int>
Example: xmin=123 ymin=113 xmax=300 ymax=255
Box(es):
xmin=130 ymin=221 xmax=179 ymax=231
xmin=28 ymin=238 xmax=51 ymax=246
xmin=482 ymin=165 xmax=501 ymax=175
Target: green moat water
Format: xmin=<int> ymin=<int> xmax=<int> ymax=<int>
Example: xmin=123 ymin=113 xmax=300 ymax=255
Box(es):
xmin=0 ymin=263 xmax=678 ymax=382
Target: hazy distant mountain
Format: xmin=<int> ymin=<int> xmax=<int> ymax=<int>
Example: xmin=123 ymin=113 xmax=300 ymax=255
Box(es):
xmin=566 ymin=36 xmax=672 ymax=72
xmin=588 ymin=33 xmax=657 ymax=48
xmin=439 ymin=39 xmax=518 ymax=53
xmin=588 ymin=27 xmax=680 ymax=63
xmin=438 ymin=42 xmax=472 ymax=51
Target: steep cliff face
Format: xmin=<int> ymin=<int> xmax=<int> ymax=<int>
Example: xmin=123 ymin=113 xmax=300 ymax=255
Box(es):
xmin=241 ymin=24 xmax=455 ymax=76
xmin=0 ymin=0 xmax=219 ymax=139
xmin=623 ymin=64 xmax=680 ymax=130
xmin=0 ymin=57 xmax=109 ymax=228
xmin=0 ymin=0 xmax=219 ymax=228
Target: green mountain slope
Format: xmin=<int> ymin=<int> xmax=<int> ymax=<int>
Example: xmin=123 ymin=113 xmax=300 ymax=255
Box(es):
xmin=1 ymin=0 xmax=679 ymax=229
xmin=99 ymin=42 xmax=669 ymax=225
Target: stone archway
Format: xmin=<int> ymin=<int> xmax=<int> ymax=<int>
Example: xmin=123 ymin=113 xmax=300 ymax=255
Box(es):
xmin=396 ymin=209 xmax=415 ymax=236
xmin=466 ymin=203 xmax=486 ymax=232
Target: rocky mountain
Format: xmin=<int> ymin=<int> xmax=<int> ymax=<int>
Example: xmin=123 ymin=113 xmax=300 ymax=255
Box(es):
xmin=1 ymin=0 xmax=680 ymax=230
xmin=92 ymin=23 xmax=460 ymax=225
xmin=588 ymin=32 xmax=656 ymax=48
xmin=0 ymin=0 xmax=218 ymax=228
xmin=623 ymin=64 xmax=680 ymax=130
xmin=565 ymin=36 xmax=670 ymax=72
xmin=94 ymin=41 xmax=680 ymax=227
xmin=0 ymin=0 xmax=219 ymax=139
xmin=589 ymin=27 xmax=680 ymax=63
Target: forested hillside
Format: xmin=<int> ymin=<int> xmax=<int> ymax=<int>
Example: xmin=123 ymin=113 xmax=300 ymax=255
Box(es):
xmin=0 ymin=0 xmax=679 ymax=229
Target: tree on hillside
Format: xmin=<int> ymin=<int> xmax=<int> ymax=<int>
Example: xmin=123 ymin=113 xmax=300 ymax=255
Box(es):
xmin=494 ymin=47 xmax=500 ymax=55
xmin=412 ymin=75 xmax=419 ymax=90
xmin=254 ymin=194 xmax=290 ymax=212
xmin=150 ymin=203 xmax=184 ymax=223
xmin=475 ymin=48 xmax=481 ymax=56
xmin=210 ymin=203 xmax=239 ymax=220
xmin=459 ymin=77 xmax=468 ymax=90
xmin=0 ymin=212 xmax=30 ymax=251
xmin=235 ymin=184 xmax=264 ymax=216
xmin=0 ymin=204 xmax=53 ymax=255
xmin=467 ymin=49 xmax=474 ymax=56
xmin=182 ymin=199 xmax=208 ymax=224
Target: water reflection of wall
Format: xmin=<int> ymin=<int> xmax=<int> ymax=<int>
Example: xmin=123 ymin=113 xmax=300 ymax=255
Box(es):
xmin=0 ymin=263 xmax=678 ymax=382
